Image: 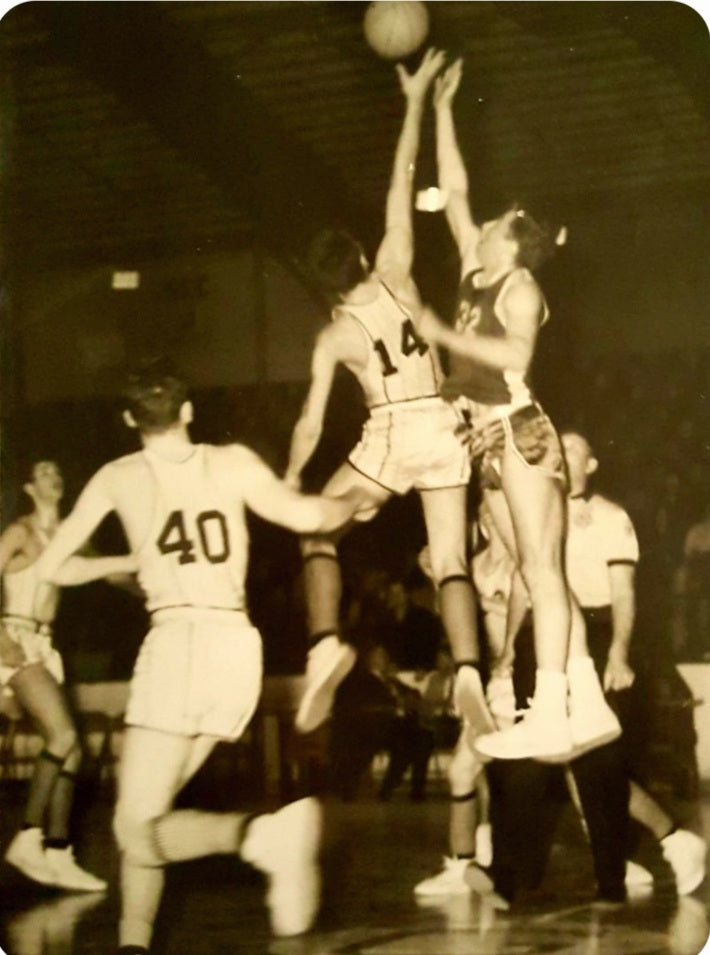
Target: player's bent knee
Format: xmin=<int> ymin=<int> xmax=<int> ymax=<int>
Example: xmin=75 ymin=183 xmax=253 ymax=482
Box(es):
xmin=46 ymin=728 xmax=80 ymax=764
xmin=113 ymin=808 xmax=164 ymax=867
xmin=448 ymin=749 xmax=479 ymax=793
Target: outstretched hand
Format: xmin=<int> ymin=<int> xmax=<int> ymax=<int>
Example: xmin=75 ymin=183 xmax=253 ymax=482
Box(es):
xmin=396 ymin=47 xmax=446 ymax=102
xmin=433 ymin=58 xmax=463 ymax=109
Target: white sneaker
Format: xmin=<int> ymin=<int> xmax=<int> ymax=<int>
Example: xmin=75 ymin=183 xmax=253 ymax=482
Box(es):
xmin=486 ymin=674 xmax=516 ymax=731
xmin=453 ymin=666 xmax=495 ymax=738
xmin=474 ymin=706 xmax=573 ymax=762
xmin=44 ymin=846 xmax=107 ymax=892
xmin=413 ymin=857 xmax=471 ymax=896
xmin=295 ymin=637 xmax=356 ymax=733
xmin=475 ymin=823 xmax=493 ymax=869
xmin=568 ymin=697 xmax=622 ymax=757
xmin=241 ymin=797 xmax=323 ymax=936
xmin=661 ymin=829 xmax=706 ymax=895
xmin=625 ymin=859 xmax=653 ymax=887
xmin=5 ymin=828 xmax=56 ymax=886
xmin=567 ymin=657 xmax=622 ymax=757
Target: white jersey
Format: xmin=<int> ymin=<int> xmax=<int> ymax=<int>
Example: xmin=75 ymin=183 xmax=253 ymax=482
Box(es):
xmin=2 ymin=525 xmax=59 ymax=623
xmin=96 ymin=444 xmax=249 ymax=614
xmin=566 ymin=493 xmax=639 ymax=609
xmin=338 ymin=280 xmax=443 ymax=409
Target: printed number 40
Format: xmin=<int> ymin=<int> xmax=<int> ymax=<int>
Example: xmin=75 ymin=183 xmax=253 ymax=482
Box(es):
xmin=157 ymin=510 xmax=230 ymax=564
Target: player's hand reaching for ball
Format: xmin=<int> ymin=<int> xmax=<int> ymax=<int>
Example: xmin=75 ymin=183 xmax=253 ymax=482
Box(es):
xmin=433 ymin=58 xmax=463 ymax=109
xmin=396 ymin=47 xmax=446 ymax=102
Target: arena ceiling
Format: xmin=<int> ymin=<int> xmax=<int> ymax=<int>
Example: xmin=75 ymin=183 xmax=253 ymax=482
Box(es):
xmin=1 ymin=1 xmax=709 ymax=274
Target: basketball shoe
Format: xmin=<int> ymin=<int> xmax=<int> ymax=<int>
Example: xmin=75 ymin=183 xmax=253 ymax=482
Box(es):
xmin=661 ymin=829 xmax=706 ymax=895
xmin=45 ymin=845 xmax=107 ymax=891
xmin=453 ymin=665 xmax=495 ymax=738
xmin=5 ymin=828 xmax=56 ymax=885
xmin=475 ymin=670 xmax=573 ymax=761
xmin=295 ymin=635 xmax=356 ymax=733
xmin=566 ymin=656 xmax=622 ymax=757
xmin=414 ymin=857 xmax=472 ymax=897
xmin=241 ymin=797 xmax=323 ymax=936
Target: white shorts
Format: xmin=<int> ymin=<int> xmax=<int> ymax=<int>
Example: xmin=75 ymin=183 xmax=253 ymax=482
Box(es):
xmin=348 ymin=398 xmax=470 ymax=495
xmin=0 ymin=617 xmax=64 ymax=690
xmin=125 ymin=609 xmax=263 ymax=740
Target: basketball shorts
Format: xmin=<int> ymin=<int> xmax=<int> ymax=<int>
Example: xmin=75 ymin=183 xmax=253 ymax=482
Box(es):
xmin=348 ymin=398 xmax=471 ymax=496
xmin=455 ymin=399 xmax=566 ymax=489
xmin=0 ymin=617 xmax=64 ymax=690
xmin=125 ymin=608 xmax=263 ymax=740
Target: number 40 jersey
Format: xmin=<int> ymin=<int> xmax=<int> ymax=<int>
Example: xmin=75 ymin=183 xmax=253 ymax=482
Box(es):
xmin=120 ymin=445 xmax=248 ymax=614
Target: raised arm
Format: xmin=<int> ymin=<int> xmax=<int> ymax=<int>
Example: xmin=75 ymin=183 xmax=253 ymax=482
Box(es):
xmin=374 ymin=47 xmax=445 ymax=289
xmin=241 ymin=448 xmax=359 ymax=535
xmin=433 ymin=59 xmax=480 ymax=271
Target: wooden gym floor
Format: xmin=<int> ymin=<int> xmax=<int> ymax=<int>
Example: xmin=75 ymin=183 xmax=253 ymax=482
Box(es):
xmin=0 ymin=772 xmax=708 ymax=955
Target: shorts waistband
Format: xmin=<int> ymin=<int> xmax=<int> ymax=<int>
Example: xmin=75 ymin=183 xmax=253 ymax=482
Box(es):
xmin=149 ymin=605 xmax=249 ymax=625
xmin=368 ymin=396 xmax=445 ymax=417
xmin=1 ymin=614 xmax=53 ymax=636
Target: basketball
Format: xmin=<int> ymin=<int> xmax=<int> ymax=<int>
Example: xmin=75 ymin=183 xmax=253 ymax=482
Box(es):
xmin=363 ymin=2 xmax=430 ymax=60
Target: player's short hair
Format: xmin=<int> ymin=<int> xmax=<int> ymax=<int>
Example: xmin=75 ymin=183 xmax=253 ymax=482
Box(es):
xmin=122 ymin=358 xmax=189 ymax=433
xmin=560 ymin=429 xmax=596 ymax=461
xmin=307 ymin=229 xmax=368 ymax=297
xmin=508 ymin=207 xmax=565 ymax=271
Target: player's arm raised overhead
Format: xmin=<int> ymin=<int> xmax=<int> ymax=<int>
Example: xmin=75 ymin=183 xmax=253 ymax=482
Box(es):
xmin=36 ymin=467 xmax=136 ymax=588
xmin=375 ymin=47 xmax=445 ymax=297
xmin=433 ymin=58 xmax=480 ymax=273
xmin=239 ymin=446 xmax=359 ymax=535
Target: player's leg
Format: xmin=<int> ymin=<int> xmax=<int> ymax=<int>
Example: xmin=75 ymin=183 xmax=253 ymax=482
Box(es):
xmin=419 ymin=486 xmax=493 ymax=737
xmin=628 ymin=780 xmax=706 ymax=894
xmin=414 ymin=724 xmax=485 ymax=896
xmin=479 ymin=489 xmax=522 ymax=729
xmin=114 ymin=727 xmax=199 ymax=952
xmin=5 ymin=663 xmax=104 ymax=890
xmin=475 ymin=438 xmax=573 ymax=760
xmin=296 ymin=461 xmax=390 ymax=733
xmin=147 ymin=734 xmax=324 ymax=937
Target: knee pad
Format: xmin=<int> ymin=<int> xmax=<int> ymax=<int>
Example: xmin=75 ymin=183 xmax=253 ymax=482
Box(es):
xmin=113 ymin=808 xmax=164 ymax=867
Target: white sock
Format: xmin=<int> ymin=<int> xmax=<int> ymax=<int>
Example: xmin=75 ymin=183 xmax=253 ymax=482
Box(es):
xmin=532 ymin=669 xmax=568 ymax=715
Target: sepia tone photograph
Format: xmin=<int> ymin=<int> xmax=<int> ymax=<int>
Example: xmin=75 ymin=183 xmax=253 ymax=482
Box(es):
xmin=0 ymin=2 xmax=709 ymax=953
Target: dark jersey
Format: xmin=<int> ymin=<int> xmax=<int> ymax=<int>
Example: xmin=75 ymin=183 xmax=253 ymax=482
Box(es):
xmin=441 ymin=268 xmax=547 ymax=407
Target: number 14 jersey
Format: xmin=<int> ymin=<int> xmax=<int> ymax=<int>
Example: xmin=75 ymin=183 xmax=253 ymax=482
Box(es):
xmin=339 ymin=280 xmax=443 ymax=409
